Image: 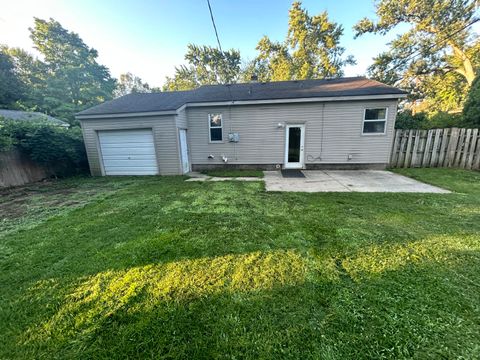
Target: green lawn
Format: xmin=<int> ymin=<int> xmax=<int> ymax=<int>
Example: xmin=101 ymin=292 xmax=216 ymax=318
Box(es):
xmin=1 ymin=169 xmax=479 ymax=359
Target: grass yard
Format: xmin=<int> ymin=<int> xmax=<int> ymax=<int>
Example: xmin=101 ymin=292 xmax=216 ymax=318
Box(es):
xmin=0 ymin=169 xmax=479 ymax=359
xmin=200 ymin=169 xmax=264 ymax=177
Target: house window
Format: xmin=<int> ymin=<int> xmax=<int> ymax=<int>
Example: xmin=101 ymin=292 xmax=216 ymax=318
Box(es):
xmin=362 ymin=108 xmax=387 ymax=134
xmin=209 ymin=114 xmax=223 ymax=142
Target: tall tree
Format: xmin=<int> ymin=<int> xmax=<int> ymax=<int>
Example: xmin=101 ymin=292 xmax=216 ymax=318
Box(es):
xmin=0 ymin=47 xmax=27 ymax=108
xmin=28 ymin=18 xmax=116 ymax=120
xmin=114 ymin=72 xmax=153 ymax=97
xmin=3 ymin=47 xmax=47 ymax=109
xmin=354 ymin=0 xmax=480 ymax=112
xmin=248 ymin=1 xmax=355 ymax=81
xmin=163 ymin=44 xmax=241 ymax=91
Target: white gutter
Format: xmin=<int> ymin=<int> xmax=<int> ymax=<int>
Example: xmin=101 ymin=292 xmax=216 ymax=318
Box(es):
xmin=76 ymin=93 xmax=407 ymax=120
xmin=76 ymin=110 xmax=178 ymax=120
xmin=186 ymin=94 xmax=407 ymax=108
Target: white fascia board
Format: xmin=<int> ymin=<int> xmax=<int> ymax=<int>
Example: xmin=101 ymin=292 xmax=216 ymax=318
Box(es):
xmin=76 ymin=93 xmax=407 ymax=119
xmin=75 ymin=110 xmax=177 ymax=120
xmin=186 ymin=94 xmax=407 ymax=108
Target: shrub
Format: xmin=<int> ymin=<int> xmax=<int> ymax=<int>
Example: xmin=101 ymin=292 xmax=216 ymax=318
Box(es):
xmin=428 ymin=112 xmax=465 ymax=129
xmin=463 ymin=73 xmax=480 ymax=127
xmin=395 ymin=110 xmax=428 ymax=129
xmin=0 ymin=118 xmax=88 ymax=176
xmin=395 ymin=110 xmax=466 ymax=129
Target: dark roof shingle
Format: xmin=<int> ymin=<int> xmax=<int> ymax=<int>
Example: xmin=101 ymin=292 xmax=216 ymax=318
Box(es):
xmin=77 ymin=77 xmax=406 ymax=116
xmin=0 ymin=110 xmax=69 ymax=126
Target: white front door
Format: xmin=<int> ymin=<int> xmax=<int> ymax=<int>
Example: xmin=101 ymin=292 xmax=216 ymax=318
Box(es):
xmin=179 ymin=129 xmax=190 ymax=174
xmin=284 ymin=125 xmax=305 ymax=169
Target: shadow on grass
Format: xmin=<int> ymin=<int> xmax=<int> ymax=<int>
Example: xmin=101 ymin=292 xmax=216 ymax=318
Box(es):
xmin=1 ymin=173 xmax=480 ymax=358
xmin=13 ymin=235 xmax=480 ymax=359
xmin=2 ymin=178 xmax=479 ymax=285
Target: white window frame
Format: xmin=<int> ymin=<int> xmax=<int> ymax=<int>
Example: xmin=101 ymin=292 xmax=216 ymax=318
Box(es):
xmin=208 ymin=113 xmax=223 ymax=143
xmin=362 ymin=107 xmax=388 ymax=136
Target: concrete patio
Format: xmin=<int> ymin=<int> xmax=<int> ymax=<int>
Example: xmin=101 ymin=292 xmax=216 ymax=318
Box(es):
xmin=263 ymin=170 xmax=451 ymax=193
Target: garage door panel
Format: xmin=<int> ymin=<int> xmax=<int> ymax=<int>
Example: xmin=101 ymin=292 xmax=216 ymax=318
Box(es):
xmin=98 ymin=142 xmax=155 ymax=147
xmin=101 ymin=154 xmax=157 ymax=160
xmin=101 ymin=159 xmax=158 ymax=167
xmin=99 ymin=136 xmax=154 ymax=144
xmin=104 ymin=170 xmax=157 ymax=175
xmin=100 ymin=143 xmax=156 ymax=148
xmin=98 ymin=129 xmax=158 ymax=175
xmin=100 ymin=147 xmax=156 ymax=156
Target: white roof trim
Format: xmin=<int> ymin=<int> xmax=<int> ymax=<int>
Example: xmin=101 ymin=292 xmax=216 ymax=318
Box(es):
xmin=186 ymin=94 xmax=406 ymax=108
xmin=76 ymin=110 xmax=177 ymax=120
xmin=76 ymin=93 xmax=406 ymax=119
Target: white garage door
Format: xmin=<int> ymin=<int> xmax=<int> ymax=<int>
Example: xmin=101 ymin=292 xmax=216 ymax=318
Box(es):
xmin=98 ymin=129 xmax=158 ymax=175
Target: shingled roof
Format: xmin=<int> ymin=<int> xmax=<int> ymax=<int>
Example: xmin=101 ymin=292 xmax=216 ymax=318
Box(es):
xmin=77 ymin=77 xmax=406 ymax=117
xmin=0 ymin=110 xmax=69 ymax=126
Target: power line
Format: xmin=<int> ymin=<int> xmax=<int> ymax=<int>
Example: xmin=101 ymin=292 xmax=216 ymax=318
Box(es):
xmin=207 ymin=0 xmax=223 ymax=52
xmin=394 ymin=17 xmax=480 ymax=71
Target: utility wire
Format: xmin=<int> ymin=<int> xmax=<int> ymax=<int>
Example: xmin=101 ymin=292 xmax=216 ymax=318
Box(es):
xmin=394 ymin=18 xmax=479 ymax=110
xmin=207 ymin=0 xmax=223 ymax=52
xmin=206 ymin=0 xmax=235 ymax=160
xmin=393 ymin=17 xmax=480 ymax=71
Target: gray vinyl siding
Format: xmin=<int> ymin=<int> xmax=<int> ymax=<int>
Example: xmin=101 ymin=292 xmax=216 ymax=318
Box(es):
xmin=80 ymin=115 xmax=181 ymax=176
xmin=175 ymin=108 xmax=188 ymax=129
xmin=186 ymin=100 xmax=397 ymax=166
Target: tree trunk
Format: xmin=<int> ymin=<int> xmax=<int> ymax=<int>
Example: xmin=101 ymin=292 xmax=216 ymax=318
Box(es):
xmin=449 ymin=42 xmax=476 ymax=86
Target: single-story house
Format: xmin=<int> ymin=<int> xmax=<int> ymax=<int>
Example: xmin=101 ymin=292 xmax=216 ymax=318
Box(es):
xmin=76 ymin=77 xmax=406 ymax=176
xmin=0 ymin=110 xmax=69 ymax=127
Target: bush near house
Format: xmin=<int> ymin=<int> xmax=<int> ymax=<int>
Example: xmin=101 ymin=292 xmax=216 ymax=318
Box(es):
xmin=0 ymin=118 xmax=88 ymax=176
xmin=463 ymin=73 xmax=480 ymax=127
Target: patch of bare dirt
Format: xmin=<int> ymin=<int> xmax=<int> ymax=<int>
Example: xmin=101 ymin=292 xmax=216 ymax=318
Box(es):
xmin=0 ymin=180 xmax=89 ymax=221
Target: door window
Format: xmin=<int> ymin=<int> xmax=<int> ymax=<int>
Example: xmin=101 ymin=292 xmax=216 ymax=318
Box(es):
xmin=288 ymin=127 xmax=301 ymax=162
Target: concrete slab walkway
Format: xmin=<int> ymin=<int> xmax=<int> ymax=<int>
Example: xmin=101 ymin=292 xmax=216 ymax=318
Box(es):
xmin=263 ymin=170 xmax=450 ymax=193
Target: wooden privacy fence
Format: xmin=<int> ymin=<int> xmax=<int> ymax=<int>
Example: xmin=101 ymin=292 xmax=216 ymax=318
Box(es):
xmin=0 ymin=149 xmax=52 ymax=188
xmin=390 ymin=128 xmax=480 ymax=169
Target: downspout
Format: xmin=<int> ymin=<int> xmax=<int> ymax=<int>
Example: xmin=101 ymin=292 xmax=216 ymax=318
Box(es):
xmin=225 ymin=84 xmax=236 ymax=160
xmin=320 ymin=102 xmax=325 ymax=160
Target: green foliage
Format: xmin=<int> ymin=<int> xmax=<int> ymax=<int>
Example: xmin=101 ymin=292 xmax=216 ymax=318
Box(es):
xmin=1 ymin=47 xmax=47 ymax=113
xmin=114 ymin=72 xmax=154 ymax=98
xmin=30 ymin=18 xmax=116 ymax=121
xmin=395 ymin=110 xmax=429 ymax=129
xmin=395 ymin=110 xmax=466 ymax=129
xmin=1 ymin=170 xmax=480 ymax=358
xmin=355 ymin=0 xmax=480 ymax=113
xmin=0 ymin=48 xmax=27 ymax=107
xmin=0 ymin=119 xmax=88 ymax=176
xmin=165 ymin=2 xmax=354 ymax=88
xmin=463 ymin=72 xmax=480 ymax=127
xmin=0 ymin=18 xmax=116 ymax=123
xmin=428 ymin=111 xmax=466 ymax=128
xmin=0 ymin=117 xmax=14 ymax=151
xmin=163 ymin=45 xmax=241 ymax=91
xmin=248 ymin=1 xmax=355 ymax=81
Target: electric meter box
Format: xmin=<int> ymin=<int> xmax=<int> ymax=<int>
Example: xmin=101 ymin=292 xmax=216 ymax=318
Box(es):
xmin=228 ymin=133 xmax=240 ymax=142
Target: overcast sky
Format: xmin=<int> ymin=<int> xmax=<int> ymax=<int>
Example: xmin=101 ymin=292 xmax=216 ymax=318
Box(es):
xmin=1 ymin=0 xmax=410 ymax=87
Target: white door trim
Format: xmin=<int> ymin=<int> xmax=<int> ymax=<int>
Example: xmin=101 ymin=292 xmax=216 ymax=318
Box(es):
xmin=284 ymin=124 xmax=305 ymax=169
